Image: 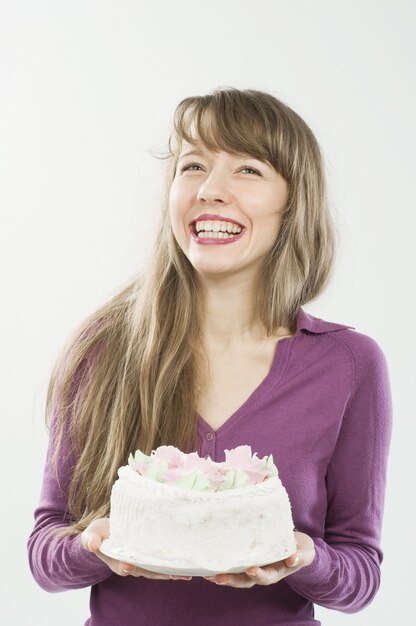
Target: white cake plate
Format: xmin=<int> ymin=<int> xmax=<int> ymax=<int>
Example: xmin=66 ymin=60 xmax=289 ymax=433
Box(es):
xmin=100 ymin=539 xmax=291 ymax=577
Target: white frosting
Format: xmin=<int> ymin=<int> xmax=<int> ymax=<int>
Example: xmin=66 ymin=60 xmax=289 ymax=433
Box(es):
xmin=106 ymin=465 xmax=296 ymax=572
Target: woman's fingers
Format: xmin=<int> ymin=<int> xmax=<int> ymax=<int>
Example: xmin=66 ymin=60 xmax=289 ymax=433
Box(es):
xmin=204 ymin=532 xmax=316 ymax=588
xmin=204 ymin=560 xmax=296 ymax=588
xmin=284 ymin=551 xmax=299 ymax=567
xmin=119 ymin=564 xmax=192 ymax=581
xmin=88 ymin=534 xmax=102 ymax=552
xmin=245 ymin=561 xmax=295 ymax=584
xmin=102 ymin=554 xmax=136 ymax=577
xmin=80 ymin=517 xmax=192 ymax=580
xmin=92 ymin=548 xmax=191 ymax=580
xmin=81 ymin=517 xmax=109 ymax=552
xmin=133 ymin=567 xmax=192 ymax=581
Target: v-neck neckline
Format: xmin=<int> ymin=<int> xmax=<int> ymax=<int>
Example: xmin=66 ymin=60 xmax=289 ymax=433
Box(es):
xmin=197 ymin=334 xmax=295 ymax=435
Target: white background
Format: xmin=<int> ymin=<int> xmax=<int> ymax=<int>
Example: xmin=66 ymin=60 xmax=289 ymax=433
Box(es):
xmin=1 ymin=1 xmax=415 ymax=624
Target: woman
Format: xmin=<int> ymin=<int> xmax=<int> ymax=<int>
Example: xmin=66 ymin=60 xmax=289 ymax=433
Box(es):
xmin=28 ymin=87 xmax=393 ymax=625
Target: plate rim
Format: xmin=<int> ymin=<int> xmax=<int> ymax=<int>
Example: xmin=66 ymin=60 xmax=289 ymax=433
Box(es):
xmin=99 ymin=539 xmax=293 ymax=576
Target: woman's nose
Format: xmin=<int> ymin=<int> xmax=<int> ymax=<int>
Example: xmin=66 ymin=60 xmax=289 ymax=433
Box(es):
xmin=197 ymin=174 xmax=231 ymax=204
xmin=197 ymin=189 xmax=223 ymax=203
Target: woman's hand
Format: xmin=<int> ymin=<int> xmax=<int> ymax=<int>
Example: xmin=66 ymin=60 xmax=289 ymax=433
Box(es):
xmin=203 ymin=531 xmax=315 ymax=588
xmin=80 ymin=517 xmax=192 ymax=581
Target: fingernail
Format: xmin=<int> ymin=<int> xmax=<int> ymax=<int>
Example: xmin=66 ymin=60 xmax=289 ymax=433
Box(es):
xmin=216 ymin=575 xmax=228 ymax=584
xmin=123 ymin=565 xmax=134 ymax=573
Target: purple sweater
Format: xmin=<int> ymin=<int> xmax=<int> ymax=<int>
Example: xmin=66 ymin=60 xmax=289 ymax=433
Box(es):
xmin=27 ymin=308 xmax=393 ymax=625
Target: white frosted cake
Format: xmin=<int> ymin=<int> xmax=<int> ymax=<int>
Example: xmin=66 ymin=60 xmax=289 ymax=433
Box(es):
xmin=100 ymin=445 xmax=296 ymax=575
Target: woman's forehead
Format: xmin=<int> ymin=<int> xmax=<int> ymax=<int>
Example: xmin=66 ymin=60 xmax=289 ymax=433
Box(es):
xmin=178 ymin=140 xmax=259 ymax=161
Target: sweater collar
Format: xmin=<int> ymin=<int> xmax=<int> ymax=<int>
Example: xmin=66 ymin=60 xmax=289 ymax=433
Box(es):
xmin=295 ymin=307 xmax=356 ymax=335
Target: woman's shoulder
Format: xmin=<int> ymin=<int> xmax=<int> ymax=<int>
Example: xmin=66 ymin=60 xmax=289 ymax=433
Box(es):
xmin=330 ymin=326 xmax=387 ymax=368
xmin=299 ymin=308 xmax=388 ymax=368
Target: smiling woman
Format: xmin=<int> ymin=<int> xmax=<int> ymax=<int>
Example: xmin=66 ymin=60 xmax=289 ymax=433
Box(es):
xmin=27 ymin=87 xmax=392 ymax=626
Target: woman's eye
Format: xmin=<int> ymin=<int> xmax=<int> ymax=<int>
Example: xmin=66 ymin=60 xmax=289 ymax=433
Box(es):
xmin=240 ymin=166 xmax=260 ymax=175
xmin=180 ymin=161 xmax=203 ymax=172
xmin=180 ymin=162 xmax=261 ymax=175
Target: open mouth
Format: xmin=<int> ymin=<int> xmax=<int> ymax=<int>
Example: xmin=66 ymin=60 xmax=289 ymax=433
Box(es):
xmin=189 ymin=223 xmax=247 ymax=243
xmin=190 ymin=222 xmax=245 ymax=237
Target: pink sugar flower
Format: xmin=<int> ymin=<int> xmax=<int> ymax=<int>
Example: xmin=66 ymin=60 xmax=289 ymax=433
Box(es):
xmin=222 ymin=445 xmax=264 ymax=473
xmin=153 ymin=445 xmax=186 ymax=468
xmin=221 ymin=445 xmax=273 ymax=485
xmin=162 ymin=452 xmax=223 ymax=490
xmin=133 ymin=462 xmax=149 ymax=476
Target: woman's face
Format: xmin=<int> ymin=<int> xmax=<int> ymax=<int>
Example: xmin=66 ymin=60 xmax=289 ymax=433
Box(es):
xmin=168 ymin=140 xmax=288 ymax=280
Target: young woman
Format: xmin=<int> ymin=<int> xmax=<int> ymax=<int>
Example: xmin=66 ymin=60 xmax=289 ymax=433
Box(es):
xmin=28 ymin=87 xmax=393 ymax=625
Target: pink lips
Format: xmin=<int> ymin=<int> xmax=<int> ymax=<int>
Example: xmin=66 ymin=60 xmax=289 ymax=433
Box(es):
xmin=189 ymin=214 xmax=247 ymax=245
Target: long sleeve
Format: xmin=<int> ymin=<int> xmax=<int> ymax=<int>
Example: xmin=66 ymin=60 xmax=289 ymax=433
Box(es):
xmin=27 ymin=401 xmax=111 ymax=592
xmin=285 ymin=335 xmax=393 ymax=612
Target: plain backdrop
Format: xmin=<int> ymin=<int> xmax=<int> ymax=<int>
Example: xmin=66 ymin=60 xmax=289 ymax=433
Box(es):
xmin=1 ymin=1 xmax=415 ymax=624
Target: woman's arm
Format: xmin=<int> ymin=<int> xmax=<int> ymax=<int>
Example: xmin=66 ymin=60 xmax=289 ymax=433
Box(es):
xmin=27 ymin=394 xmax=111 ymax=592
xmin=284 ymin=335 xmax=393 ymax=612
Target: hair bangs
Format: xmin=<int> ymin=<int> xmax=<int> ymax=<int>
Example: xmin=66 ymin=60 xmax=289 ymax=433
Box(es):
xmin=169 ymin=89 xmax=285 ymax=174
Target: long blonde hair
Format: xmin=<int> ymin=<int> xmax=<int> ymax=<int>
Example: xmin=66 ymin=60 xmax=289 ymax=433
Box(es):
xmin=47 ymin=86 xmax=336 ymax=536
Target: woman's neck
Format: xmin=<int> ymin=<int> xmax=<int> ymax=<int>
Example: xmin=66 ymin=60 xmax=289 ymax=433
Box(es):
xmin=197 ymin=274 xmax=290 ymax=349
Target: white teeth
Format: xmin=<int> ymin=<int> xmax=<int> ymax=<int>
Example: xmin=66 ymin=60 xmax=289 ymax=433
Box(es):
xmin=195 ymin=220 xmax=243 ymax=234
xmin=197 ymin=231 xmax=236 ymax=239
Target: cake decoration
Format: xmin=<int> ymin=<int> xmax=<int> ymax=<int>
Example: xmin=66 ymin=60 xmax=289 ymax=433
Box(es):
xmin=128 ymin=444 xmax=278 ymax=491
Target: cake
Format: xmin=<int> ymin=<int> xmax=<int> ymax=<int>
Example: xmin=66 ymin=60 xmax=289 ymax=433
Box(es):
xmin=100 ymin=445 xmax=296 ymax=575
